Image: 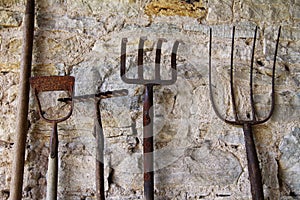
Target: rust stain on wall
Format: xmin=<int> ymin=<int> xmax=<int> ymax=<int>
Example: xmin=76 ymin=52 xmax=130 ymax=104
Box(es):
xmin=145 ymin=0 xmax=207 ymax=20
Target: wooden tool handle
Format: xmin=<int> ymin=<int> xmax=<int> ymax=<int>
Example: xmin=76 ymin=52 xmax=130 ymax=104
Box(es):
xmin=94 ymin=100 xmax=105 ymax=200
xmin=143 ymin=85 xmax=154 ymax=200
xmin=46 ymin=155 xmax=58 ymax=200
xmin=50 ymin=123 xmax=58 ymax=159
xmin=10 ymin=0 xmax=35 ymax=199
xmin=47 ymin=123 xmax=59 ymax=200
xmin=243 ymin=123 xmax=264 ymax=200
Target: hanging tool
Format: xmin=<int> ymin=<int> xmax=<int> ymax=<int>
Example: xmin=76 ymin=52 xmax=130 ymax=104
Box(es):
xmin=30 ymin=76 xmax=75 ymax=200
xmin=10 ymin=0 xmax=35 ymax=199
xmin=121 ymin=37 xmax=181 ymax=200
xmin=209 ymin=26 xmax=281 ymax=200
xmin=58 ymin=89 xmax=128 ymax=200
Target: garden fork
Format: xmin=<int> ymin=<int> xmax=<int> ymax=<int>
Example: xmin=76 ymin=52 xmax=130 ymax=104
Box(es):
xmin=209 ymin=26 xmax=281 ymax=200
xmin=121 ymin=37 xmax=181 ymax=200
xmin=30 ymin=76 xmax=75 ymax=200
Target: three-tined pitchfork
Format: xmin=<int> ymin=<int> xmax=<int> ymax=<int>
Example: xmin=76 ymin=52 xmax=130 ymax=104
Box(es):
xmin=121 ymin=37 xmax=181 ymax=200
xmin=209 ymin=26 xmax=281 ymax=200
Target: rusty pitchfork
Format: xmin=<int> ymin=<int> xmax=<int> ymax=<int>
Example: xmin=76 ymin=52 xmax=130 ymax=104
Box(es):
xmin=121 ymin=37 xmax=181 ymax=200
xmin=30 ymin=76 xmax=75 ymax=200
xmin=209 ymin=26 xmax=281 ymax=200
xmin=58 ymin=89 xmax=128 ymax=200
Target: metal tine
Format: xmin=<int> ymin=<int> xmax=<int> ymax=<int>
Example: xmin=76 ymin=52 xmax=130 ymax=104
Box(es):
xmin=121 ymin=38 xmax=139 ymax=84
xmin=255 ymin=26 xmax=281 ymax=125
xmin=121 ymin=38 xmax=181 ymax=85
xmin=209 ymin=28 xmax=227 ymax=123
xmin=170 ymin=40 xmax=181 ymax=84
xmin=138 ymin=37 xmax=147 ymax=79
xmin=209 ymin=26 xmax=281 ymax=125
xmin=209 ymin=27 xmax=239 ymax=124
xmin=230 ymin=26 xmax=239 ymax=122
xmin=120 ymin=38 xmax=129 ymax=83
xmin=155 ymin=38 xmax=167 ymax=81
xmin=249 ymin=26 xmax=258 ymax=122
xmin=154 ymin=39 xmax=181 ymax=85
xmin=121 ymin=37 xmax=146 ymax=84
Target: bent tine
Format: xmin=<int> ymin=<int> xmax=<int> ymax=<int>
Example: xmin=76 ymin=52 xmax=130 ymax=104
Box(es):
xmin=171 ymin=40 xmax=180 ymax=83
xmin=249 ymin=26 xmax=258 ymax=122
xmin=230 ymin=26 xmax=238 ymax=121
xmin=210 ymin=26 xmax=281 ymax=126
xmin=258 ymin=26 xmax=281 ymax=124
xmin=209 ymin=28 xmax=226 ymax=122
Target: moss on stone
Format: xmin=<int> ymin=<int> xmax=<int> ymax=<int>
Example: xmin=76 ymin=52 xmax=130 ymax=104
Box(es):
xmin=145 ymin=0 xmax=207 ymax=20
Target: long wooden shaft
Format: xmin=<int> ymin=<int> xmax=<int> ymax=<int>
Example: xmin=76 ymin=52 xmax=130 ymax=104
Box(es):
xmin=10 ymin=0 xmax=35 ymax=199
xmin=143 ymin=85 xmax=154 ymax=200
xmin=46 ymin=156 xmax=58 ymax=200
xmin=46 ymin=123 xmax=58 ymax=200
xmin=95 ymin=100 xmax=105 ymax=200
xmin=243 ymin=123 xmax=264 ymax=200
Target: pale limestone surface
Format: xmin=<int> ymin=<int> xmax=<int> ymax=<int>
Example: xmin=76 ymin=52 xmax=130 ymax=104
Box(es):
xmin=0 ymin=0 xmax=299 ymax=199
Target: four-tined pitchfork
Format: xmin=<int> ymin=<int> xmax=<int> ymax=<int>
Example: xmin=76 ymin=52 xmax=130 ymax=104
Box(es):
xmin=121 ymin=37 xmax=181 ymax=200
xmin=209 ymin=26 xmax=281 ymax=200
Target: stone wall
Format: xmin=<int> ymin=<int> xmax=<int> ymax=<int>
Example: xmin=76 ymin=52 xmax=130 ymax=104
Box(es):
xmin=0 ymin=0 xmax=299 ymax=199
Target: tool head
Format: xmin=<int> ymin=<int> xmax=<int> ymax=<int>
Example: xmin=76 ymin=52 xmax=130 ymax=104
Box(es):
xmin=121 ymin=37 xmax=182 ymax=85
xmin=30 ymin=76 xmax=75 ymax=123
xmin=57 ymin=89 xmax=129 ymax=103
xmin=209 ymin=26 xmax=281 ymax=126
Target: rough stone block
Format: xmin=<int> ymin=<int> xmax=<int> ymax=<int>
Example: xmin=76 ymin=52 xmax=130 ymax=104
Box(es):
xmin=279 ymin=127 xmax=300 ymax=195
xmin=0 ymin=10 xmax=21 ymax=27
